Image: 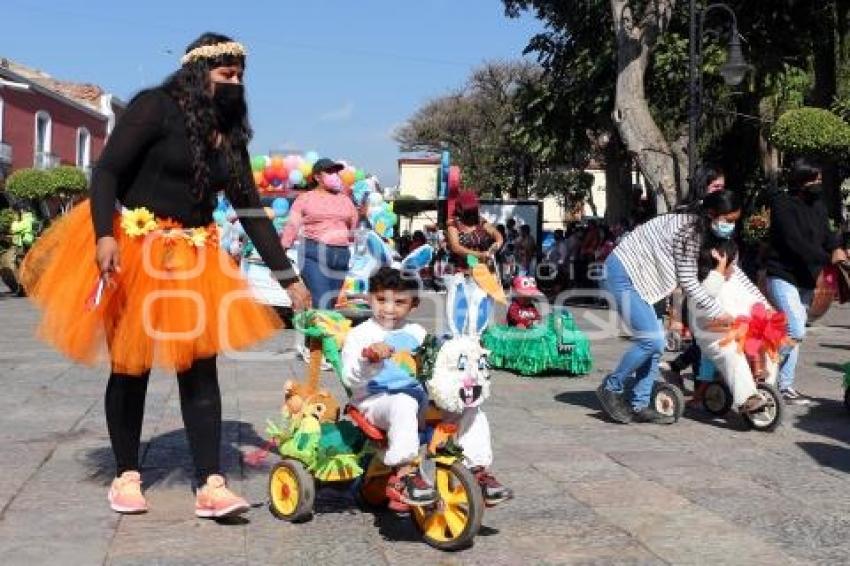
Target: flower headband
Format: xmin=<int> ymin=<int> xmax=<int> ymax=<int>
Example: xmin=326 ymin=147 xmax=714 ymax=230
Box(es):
xmin=180 ymin=41 xmax=247 ymax=66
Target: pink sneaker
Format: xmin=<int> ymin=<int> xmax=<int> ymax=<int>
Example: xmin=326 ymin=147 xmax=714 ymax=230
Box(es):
xmin=108 ymin=471 xmax=148 ymax=514
xmin=195 ymin=474 xmax=250 ymax=519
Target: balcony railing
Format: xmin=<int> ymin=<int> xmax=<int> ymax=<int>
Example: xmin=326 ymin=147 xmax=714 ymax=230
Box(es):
xmin=0 ymin=142 xmax=11 ymax=165
xmin=34 ymin=151 xmax=60 ymax=170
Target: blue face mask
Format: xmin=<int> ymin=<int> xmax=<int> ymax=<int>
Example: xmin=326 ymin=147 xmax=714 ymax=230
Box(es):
xmin=711 ymin=219 xmax=736 ymax=239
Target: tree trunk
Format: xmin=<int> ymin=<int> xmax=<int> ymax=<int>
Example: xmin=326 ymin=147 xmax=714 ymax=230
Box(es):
xmin=812 ymin=2 xmax=843 ymax=221
xmin=610 ymin=0 xmax=680 ymax=212
xmin=603 ymin=134 xmax=633 ymax=224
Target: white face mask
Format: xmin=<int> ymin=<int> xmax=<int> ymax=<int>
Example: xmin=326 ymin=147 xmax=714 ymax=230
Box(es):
xmin=711 ymin=219 xmax=735 ymax=239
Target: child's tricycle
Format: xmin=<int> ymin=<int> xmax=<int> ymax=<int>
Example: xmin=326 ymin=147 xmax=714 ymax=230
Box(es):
xmin=261 ymin=312 xmax=487 ymax=551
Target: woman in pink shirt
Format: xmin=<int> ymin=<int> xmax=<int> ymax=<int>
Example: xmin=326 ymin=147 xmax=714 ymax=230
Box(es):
xmin=281 ymin=158 xmax=359 ymax=309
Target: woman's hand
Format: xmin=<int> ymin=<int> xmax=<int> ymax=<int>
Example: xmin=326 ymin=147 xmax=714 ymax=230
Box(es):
xmin=95 ymin=236 xmax=121 ymax=275
xmin=285 ymin=280 xmax=311 ymax=311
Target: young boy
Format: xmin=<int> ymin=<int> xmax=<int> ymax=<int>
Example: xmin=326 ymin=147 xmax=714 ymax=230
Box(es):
xmin=341 ymin=267 xmax=435 ymax=512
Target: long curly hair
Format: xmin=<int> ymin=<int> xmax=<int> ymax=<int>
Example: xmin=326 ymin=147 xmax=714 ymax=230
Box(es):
xmin=160 ymin=32 xmax=252 ymax=204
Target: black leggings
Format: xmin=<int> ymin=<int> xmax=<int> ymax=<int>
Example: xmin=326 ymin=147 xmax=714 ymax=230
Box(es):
xmin=105 ymin=356 xmax=221 ymax=484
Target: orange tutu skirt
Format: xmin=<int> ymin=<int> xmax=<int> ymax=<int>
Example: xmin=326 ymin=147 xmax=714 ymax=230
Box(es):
xmin=21 ymin=200 xmax=282 ymax=375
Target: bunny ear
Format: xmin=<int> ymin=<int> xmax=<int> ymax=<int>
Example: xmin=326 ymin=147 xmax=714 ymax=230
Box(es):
xmin=466 ymin=283 xmax=492 ymax=337
xmin=445 ymin=275 xmax=469 ymax=336
xmin=401 ymin=244 xmax=433 ymax=271
xmin=365 ymin=230 xmax=393 ymax=267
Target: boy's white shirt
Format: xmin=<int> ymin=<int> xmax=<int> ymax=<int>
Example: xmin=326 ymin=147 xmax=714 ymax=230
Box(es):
xmin=341 ymin=318 xmax=428 ymax=403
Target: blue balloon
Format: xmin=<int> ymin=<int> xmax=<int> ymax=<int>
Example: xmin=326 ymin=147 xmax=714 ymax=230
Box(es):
xmin=304 ymin=150 xmax=319 ymax=164
xmin=271 ymin=197 xmax=290 ymax=217
xmin=352 ymin=180 xmax=370 ymax=205
xmin=271 ymin=177 xmax=283 ymax=187
xmin=289 ymin=169 xmax=304 ymax=185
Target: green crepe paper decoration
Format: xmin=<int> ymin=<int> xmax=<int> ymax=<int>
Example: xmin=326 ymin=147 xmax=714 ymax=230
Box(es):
xmin=415 ymin=334 xmax=440 ymax=384
xmin=292 ymin=309 xmax=352 ymax=396
xmin=482 ymin=312 xmax=593 ymax=376
xmin=466 ymin=254 xmax=479 ymax=268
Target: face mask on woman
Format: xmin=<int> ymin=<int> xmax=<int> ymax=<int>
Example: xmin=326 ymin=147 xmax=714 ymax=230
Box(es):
xmin=320 ymin=172 xmax=342 ymax=191
xmin=711 ymin=219 xmax=736 ymax=239
xmin=460 ymin=210 xmax=479 ymax=225
xmin=213 ymin=83 xmax=247 ymax=128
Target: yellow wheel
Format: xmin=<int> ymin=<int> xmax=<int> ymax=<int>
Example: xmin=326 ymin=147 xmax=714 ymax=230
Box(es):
xmin=411 ymin=461 xmax=484 ymax=551
xmin=268 ymin=459 xmax=314 ymax=522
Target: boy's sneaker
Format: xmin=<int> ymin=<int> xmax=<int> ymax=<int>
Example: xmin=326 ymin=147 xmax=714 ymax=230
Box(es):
xmin=631 ymin=406 xmax=676 ymax=425
xmin=108 ymin=471 xmax=148 ymax=514
xmin=472 ymin=467 xmax=513 ymax=506
xmin=596 ymin=384 xmax=632 ymax=423
xmin=781 ymin=388 xmax=811 ymax=406
xmin=386 ymin=469 xmax=436 ymax=511
xmin=195 ymin=474 xmax=250 ymax=519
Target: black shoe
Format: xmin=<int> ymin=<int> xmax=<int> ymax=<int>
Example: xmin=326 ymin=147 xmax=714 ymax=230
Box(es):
xmin=596 ymin=385 xmax=632 ymax=424
xmin=631 ymin=407 xmax=676 ymax=425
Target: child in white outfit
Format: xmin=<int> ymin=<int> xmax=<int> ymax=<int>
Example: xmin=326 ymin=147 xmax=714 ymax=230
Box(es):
xmin=690 ymin=240 xmax=778 ymax=413
xmin=341 ymin=267 xmax=435 ymax=511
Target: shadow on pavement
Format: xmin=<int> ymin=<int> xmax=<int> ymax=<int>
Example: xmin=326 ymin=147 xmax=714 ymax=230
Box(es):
xmin=81 ymin=419 xmax=269 ymax=488
xmin=796 ymin=442 xmax=850 ymax=474
xmin=816 ymin=361 xmax=849 ymax=374
xmin=553 ymin=390 xmax=599 ymax=411
xmin=793 ymin=397 xmax=850 ymax=474
xmin=820 ymin=343 xmax=850 ymax=351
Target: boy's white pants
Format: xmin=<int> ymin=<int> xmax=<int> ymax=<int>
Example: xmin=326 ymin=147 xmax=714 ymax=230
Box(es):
xmin=444 ymin=407 xmax=493 ymax=468
xmin=355 ymin=393 xmax=494 ymax=468
xmin=356 ymin=392 xmax=420 ymax=466
xmin=691 ymin=274 xmax=778 ymax=411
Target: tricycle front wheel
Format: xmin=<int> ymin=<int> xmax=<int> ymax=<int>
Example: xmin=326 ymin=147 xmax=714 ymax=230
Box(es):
xmin=269 ymin=459 xmax=315 ymax=522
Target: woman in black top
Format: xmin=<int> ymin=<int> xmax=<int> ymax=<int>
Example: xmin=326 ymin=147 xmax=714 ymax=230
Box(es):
xmin=22 ymin=33 xmax=309 ymax=518
xmin=764 ymin=158 xmax=847 ymax=403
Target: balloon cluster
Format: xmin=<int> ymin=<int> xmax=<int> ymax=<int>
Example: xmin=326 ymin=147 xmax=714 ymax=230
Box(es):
xmin=251 ymin=151 xmax=368 ymax=194
xmin=213 ymin=194 xmax=291 ymax=258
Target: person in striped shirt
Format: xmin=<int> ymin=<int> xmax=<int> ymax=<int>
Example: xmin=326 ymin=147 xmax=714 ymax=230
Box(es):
xmin=596 ymin=191 xmax=752 ymax=423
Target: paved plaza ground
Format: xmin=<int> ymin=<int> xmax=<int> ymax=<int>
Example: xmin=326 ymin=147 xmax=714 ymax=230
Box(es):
xmin=1 ymin=290 xmax=849 ymax=565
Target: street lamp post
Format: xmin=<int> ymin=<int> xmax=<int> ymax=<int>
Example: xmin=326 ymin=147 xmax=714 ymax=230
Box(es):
xmin=688 ymin=1 xmax=751 ymax=196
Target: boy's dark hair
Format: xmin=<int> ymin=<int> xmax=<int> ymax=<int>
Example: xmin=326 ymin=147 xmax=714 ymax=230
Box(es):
xmin=369 ymin=266 xmax=420 ymax=299
xmin=786 ymin=156 xmax=821 ymax=189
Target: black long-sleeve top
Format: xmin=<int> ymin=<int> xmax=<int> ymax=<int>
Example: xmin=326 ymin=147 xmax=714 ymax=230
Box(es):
xmin=90 ymin=88 xmax=298 ymax=285
xmin=764 ymin=189 xmax=840 ymax=290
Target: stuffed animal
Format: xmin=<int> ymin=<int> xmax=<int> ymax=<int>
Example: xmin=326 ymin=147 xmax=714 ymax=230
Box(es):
xmin=420 ymin=275 xmax=492 ymax=413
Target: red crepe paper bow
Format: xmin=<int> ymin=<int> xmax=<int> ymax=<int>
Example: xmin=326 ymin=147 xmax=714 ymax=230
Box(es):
xmin=719 ymin=303 xmax=789 ymax=361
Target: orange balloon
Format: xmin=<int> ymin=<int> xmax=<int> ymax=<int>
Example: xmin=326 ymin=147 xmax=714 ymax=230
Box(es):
xmin=340 ymin=170 xmax=356 ymax=186
xmin=270 ymin=156 xmax=285 ymax=170
xmin=253 ymin=171 xmax=264 ymax=186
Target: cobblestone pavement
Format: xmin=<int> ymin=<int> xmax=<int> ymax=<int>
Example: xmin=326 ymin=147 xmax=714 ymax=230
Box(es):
xmin=0 ymin=291 xmax=848 ymax=565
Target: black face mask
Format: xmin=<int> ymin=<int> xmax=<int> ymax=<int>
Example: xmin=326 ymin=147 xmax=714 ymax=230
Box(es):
xmin=460 ymin=211 xmax=479 ymax=225
xmin=213 ymin=83 xmax=247 ymax=129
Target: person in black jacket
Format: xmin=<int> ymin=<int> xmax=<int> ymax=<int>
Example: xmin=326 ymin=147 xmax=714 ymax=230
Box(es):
xmin=765 ymin=157 xmax=847 ymax=404
xmin=21 ymin=33 xmax=310 ymax=518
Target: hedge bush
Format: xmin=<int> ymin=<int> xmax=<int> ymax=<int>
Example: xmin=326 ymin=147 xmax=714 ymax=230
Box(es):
xmin=5 ymin=168 xmax=52 ymax=200
xmin=0 ymin=208 xmax=15 ymax=236
xmin=46 ymin=166 xmax=88 ymax=196
xmin=770 ymin=107 xmax=850 ymax=161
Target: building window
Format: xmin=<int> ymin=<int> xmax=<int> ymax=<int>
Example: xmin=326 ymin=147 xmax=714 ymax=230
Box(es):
xmin=34 ymin=111 xmax=52 ymax=167
xmin=76 ymin=127 xmax=91 ymax=168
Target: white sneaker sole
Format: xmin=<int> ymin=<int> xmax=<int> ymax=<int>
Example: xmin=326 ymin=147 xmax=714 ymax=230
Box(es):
xmin=195 ymin=501 xmax=250 ymax=519
xmin=108 ymin=495 xmax=148 ymax=514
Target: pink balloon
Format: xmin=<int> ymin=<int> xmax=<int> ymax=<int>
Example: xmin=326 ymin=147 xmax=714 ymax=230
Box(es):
xmin=284 ymin=155 xmax=300 ymax=170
